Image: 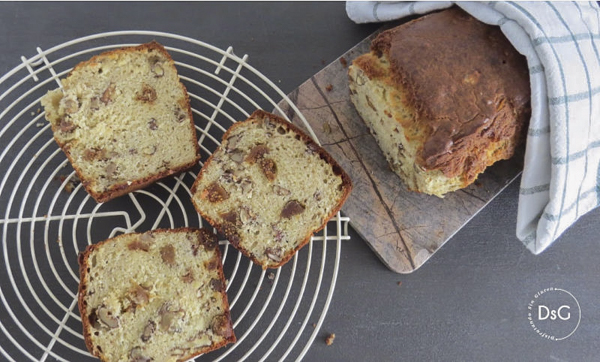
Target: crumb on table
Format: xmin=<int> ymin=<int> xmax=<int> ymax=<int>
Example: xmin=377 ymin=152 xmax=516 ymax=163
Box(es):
xmin=325 ymin=333 xmax=335 ymax=346
xmin=325 ymin=84 xmax=333 ymax=92
xmin=339 ymin=57 xmax=347 ymax=68
xmin=322 ymin=121 xmax=332 ymax=135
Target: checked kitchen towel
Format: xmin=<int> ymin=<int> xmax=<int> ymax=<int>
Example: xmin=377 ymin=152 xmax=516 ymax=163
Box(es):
xmin=346 ymin=1 xmax=600 ymax=254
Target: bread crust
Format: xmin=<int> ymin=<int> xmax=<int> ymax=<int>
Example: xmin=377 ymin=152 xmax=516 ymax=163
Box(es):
xmin=191 ymin=110 xmax=352 ymax=269
xmin=77 ymin=228 xmax=235 ymax=361
xmin=349 ymin=8 xmax=530 ymax=196
xmin=48 ymin=41 xmax=200 ymax=203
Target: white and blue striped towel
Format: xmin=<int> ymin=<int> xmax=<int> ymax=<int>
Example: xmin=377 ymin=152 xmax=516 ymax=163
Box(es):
xmin=346 ymin=1 xmax=600 ymax=254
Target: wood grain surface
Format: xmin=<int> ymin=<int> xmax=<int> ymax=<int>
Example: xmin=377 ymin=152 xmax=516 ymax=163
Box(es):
xmin=276 ymin=31 xmax=524 ymax=273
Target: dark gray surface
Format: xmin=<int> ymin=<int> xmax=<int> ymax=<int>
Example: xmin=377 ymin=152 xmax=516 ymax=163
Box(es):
xmin=0 ymin=2 xmax=598 ymax=361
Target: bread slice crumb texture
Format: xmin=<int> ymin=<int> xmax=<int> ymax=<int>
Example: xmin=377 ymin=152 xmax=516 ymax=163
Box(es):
xmin=78 ymin=228 xmax=235 ymax=362
xmin=191 ymin=110 xmax=352 ymax=269
xmin=41 ymin=41 xmax=200 ymax=202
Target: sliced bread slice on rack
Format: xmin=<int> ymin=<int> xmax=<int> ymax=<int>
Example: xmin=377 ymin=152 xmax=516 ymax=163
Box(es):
xmin=78 ymin=228 xmax=235 ymax=362
xmin=191 ymin=110 xmax=352 ymax=269
xmin=41 ymin=41 xmax=200 ymax=202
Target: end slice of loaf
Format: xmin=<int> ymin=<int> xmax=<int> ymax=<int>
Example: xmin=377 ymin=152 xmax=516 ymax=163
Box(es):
xmin=348 ymin=8 xmax=530 ymax=197
xmin=191 ymin=110 xmax=352 ymax=269
xmin=78 ymin=228 xmax=235 ymax=362
xmin=41 ymin=41 xmax=200 ymax=203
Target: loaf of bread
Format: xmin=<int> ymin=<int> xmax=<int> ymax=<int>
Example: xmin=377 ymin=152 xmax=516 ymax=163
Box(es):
xmin=191 ymin=110 xmax=352 ymax=269
xmin=348 ymin=8 xmax=530 ymax=197
xmin=41 ymin=41 xmax=200 ymax=203
xmin=78 ymin=228 xmax=235 ymax=362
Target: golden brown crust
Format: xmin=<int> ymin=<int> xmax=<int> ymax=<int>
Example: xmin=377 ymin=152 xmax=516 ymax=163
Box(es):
xmin=90 ymin=158 xmax=199 ymax=203
xmin=179 ymin=228 xmax=236 ymax=358
xmin=352 ymin=53 xmax=387 ymax=81
xmin=68 ymin=41 xmax=172 ymax=77
xmin=77 ymin=228 xmax=235 ymax=361
xmin=78 ymin=243 xmax=99 ymax=359
xmin=51 ymin=41 xmax=200 ymax=203
xmin=191 ymin=110 xmax=353 ymax=269
xmin=354 ymin=8 xmax=530 ymax=181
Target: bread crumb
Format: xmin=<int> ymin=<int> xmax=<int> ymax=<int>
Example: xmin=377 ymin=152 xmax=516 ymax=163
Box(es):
xmin=64 ymin=182 xmax=75 ymax=193
xmin=58 ymin=174 xmax=80 ymax=193
xmin=312 ymin=323 xmax=317 ymax=328
xmin=339 ymin=57 xmax=347 ymax=68
xmin=397 ymin=281 xmax=402 ymax=287
xmin=325 ymin=333 xmax=335 ymax=346
xmin=267 ymin=272 xmax=275 ymax=281
xmin=325 ymin=84 xmax=333 ymax=92
xmin=56 ymin=238 xmax=61 ymax=245
xmin=36 ymin=122 xmax=45 ymax=128
xmin=322 ymin=121 xmax=332 ymax=135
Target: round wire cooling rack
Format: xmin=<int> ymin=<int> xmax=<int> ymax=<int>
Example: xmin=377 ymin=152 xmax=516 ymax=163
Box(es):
xmin=0 ymin=31 xmax=351 ymax=362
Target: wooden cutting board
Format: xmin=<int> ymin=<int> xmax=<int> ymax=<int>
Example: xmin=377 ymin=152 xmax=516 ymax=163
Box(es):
xmin=276 ymin=31 xmax=523 ymax=273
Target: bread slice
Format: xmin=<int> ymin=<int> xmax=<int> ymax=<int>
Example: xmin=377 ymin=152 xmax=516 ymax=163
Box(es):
xmin=41 ymin=41 xmax=200 ymax=203
xmin=78 ymin=228 xmax=235 ymax=362
xmin=348 ymin=8 xmax=530 ymax=197
xmin=190 ymin=110 xmax=352 ymax=269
